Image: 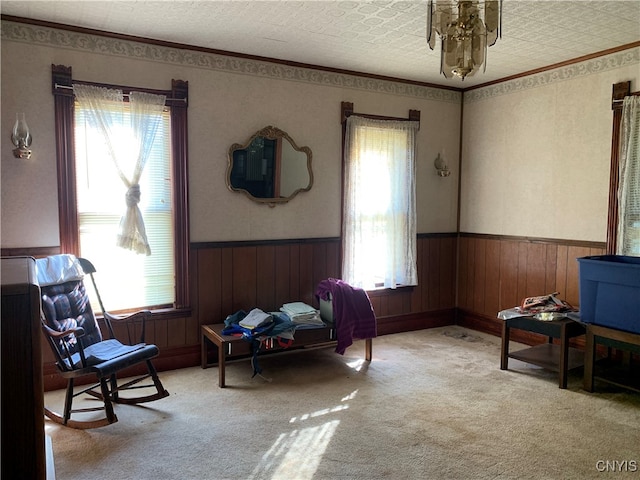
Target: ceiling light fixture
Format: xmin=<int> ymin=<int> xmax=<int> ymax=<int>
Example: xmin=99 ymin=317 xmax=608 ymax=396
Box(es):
xmin=427 ymin=0 xmax=502 ymax=80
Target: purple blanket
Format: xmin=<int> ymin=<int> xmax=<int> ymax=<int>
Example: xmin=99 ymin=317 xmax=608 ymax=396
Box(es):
xmin=316 ymin=278 xmax=377 ymax=355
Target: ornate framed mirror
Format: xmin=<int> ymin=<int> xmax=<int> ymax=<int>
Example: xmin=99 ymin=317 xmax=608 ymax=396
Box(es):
xmin=227 ymin=126 xmax=313 ymax=206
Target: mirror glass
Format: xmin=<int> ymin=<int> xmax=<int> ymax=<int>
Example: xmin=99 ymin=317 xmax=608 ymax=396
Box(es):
xmin=227 ymin=126 xmax=313 ymax=206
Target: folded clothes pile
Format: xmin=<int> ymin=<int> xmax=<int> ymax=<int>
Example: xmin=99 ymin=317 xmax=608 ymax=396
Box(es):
xmin=238 ymin=308 xmax=273 ymax=330
xmin=280 ymin=302 xmax=324 ymax=326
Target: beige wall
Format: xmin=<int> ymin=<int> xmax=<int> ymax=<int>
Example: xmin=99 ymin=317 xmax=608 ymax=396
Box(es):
xmin=0 ymin=20 xmax=461 ymax=248
xmin=8 ymin=21 xmax=635 ymax=249
xmin=460 ymin=47 xmax=640 ymax=242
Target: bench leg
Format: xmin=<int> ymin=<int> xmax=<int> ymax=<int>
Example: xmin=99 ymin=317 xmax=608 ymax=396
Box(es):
xmin=218 ymin=341 xmax=226 ymax=388
xmin=201 ymin=335 xmax=208 ymax=368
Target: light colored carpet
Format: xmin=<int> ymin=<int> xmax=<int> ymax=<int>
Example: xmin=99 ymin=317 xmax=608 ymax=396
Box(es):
xmin=44 ymin=326 xmax=640 ymax=480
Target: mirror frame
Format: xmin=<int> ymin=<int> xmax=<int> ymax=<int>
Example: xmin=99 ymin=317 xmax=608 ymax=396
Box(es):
xmin=226 ymin=126 xmax=313 ymax=207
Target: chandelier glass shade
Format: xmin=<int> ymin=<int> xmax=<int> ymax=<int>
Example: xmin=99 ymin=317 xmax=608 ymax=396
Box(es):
xmin=427 ymin=0 xmax=502 ymax=80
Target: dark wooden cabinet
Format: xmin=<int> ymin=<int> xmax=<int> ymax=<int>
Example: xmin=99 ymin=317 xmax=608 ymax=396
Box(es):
xmin=1 ymin=256 xmax=47 ymax=479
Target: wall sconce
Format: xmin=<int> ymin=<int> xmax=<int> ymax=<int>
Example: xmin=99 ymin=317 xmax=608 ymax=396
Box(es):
xmin=434 ymin=153 xmax=451 ymax=177
xmin=11 ymin=113 xmax=32 ymax=159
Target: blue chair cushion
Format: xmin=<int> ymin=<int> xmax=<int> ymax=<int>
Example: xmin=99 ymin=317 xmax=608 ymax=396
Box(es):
xmin=64 ymin=339 xmax=148 ymax=369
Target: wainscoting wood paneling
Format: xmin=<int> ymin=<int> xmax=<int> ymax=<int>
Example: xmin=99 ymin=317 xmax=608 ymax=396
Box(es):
xmin=457 ymin=233 xmax=605 ymax=344
xmin=193 ymin=235 xmax=456 ymax=324
xmin=8 ymin=233 xmax=607 ymax=391
xmin=367 ymin=234 xmax=457 ymax=319
xmin=193 ymin=239 xmax=342 ymax=324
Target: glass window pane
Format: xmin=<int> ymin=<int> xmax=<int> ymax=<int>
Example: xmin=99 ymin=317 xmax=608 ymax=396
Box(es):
xmin=75 ymin=104 xmax=174 ymax=311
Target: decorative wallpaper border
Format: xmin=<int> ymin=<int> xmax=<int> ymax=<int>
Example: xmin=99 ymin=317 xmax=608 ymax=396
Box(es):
xmin=1 ymin=20 xmax=461 ymax=104
xmin=4 ymin=19 xmax=635 ymax=105
xmin=465 ymin=47 xmax=640 ymax=103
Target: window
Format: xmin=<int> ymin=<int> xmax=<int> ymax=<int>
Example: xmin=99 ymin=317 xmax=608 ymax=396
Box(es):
xmin=607 ymin=82 xmax=640 ymax=257
xmin=342 ymin=115 xmax=420 ymax=290
xmin=52 ymin=65 xmax=190 ymax=312
xmin=617 ymin=95 xmax=640 ymax=256
xmin=74 ymin=102 xmax=174 ymax=310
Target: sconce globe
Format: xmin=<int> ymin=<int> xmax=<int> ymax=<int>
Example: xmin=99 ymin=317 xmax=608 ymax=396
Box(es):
xmin=11 ymin=113 xmax=32 ymax=159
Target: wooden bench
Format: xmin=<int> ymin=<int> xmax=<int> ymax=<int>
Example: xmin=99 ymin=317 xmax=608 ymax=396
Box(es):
xmin=201 ymin=323 xmax=372 ymax=387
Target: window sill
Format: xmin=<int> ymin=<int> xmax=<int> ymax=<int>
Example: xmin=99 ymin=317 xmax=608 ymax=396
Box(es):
xmin=97 ymin=306 xmax=192 ymax=322
xmin=148 ymin=307 xmax=192 ymax=321
xmin=366 ymin=285 xmax=415 ymax=296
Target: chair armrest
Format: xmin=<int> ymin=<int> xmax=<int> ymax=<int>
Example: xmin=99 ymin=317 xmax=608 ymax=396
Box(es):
xmin=103 ymin=310 xmax=152 ymax=344
xmin=41 ymin=322 xmax=89 ymax=369
xmin=103 ymin=310 xmax=151 ymax=323
xmin=41 ymin=322 xmax=86 ymax=339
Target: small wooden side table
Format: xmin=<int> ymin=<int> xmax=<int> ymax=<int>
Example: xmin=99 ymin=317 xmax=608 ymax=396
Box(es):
xmin=500 ymin=315 xmax=585 ymax=389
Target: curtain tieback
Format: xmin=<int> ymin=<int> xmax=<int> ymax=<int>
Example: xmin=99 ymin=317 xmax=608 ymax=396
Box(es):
xmin=125 ymin=184 xmax=141 ymax=207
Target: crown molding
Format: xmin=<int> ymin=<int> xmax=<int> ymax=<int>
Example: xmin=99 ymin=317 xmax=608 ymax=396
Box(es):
xmin=0 ymin=18 xmax=461 ymax=104
xmin=464 ymin=46 xmax=640 ymax=104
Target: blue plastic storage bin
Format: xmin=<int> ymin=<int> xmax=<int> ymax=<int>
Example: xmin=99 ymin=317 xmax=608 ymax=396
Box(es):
xmin=577 ymin=255 xmax=640 ymax=334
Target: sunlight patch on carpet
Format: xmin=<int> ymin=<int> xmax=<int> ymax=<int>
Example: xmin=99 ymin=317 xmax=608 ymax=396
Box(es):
xmin=347 ymin=358 xmax=366 ymax=371
xmin=248 ymin=420 xmax=339 ymax=480
xmin=342 ymin=389 xmax=358 ymax=402
xmin=290 ymin=404 xmax=348 ymax=423
xmin=249 ymin=392 xmax=358 ymax=479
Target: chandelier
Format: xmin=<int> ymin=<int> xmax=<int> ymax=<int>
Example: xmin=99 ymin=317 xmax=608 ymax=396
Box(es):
xmin=427 ymin=0 xmax=502 ymax=80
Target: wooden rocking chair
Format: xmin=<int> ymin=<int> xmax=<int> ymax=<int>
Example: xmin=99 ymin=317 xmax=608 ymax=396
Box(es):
xmin=37 ymin=254 xmax=169 ymax=429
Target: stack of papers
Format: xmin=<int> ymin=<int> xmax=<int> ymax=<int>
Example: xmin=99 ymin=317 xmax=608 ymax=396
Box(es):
xmin=239 ymin=308 xmax=273 ymax=330
xmin=280 ymin=302 xmax=324 ymax=326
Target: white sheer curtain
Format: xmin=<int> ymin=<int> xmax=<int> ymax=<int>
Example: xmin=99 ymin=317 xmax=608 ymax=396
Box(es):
xmin=617 ymin=96 xmax=640 ymax=256
xmin=73 ymin=84 xmax=166 ymax=255
xmin=342 ymin=116 xmax=419 ymax=289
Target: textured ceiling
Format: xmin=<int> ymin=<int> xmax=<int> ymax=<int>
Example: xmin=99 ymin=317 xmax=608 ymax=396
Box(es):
xmin=2 ymin=0 xmax=639 ymax=88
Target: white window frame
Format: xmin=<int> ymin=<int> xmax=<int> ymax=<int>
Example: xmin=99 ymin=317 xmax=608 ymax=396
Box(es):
xmin=617 ymin=95 xmax=640 ymax=256
xmin=342 ymin=114 xmax=420 ymax=290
